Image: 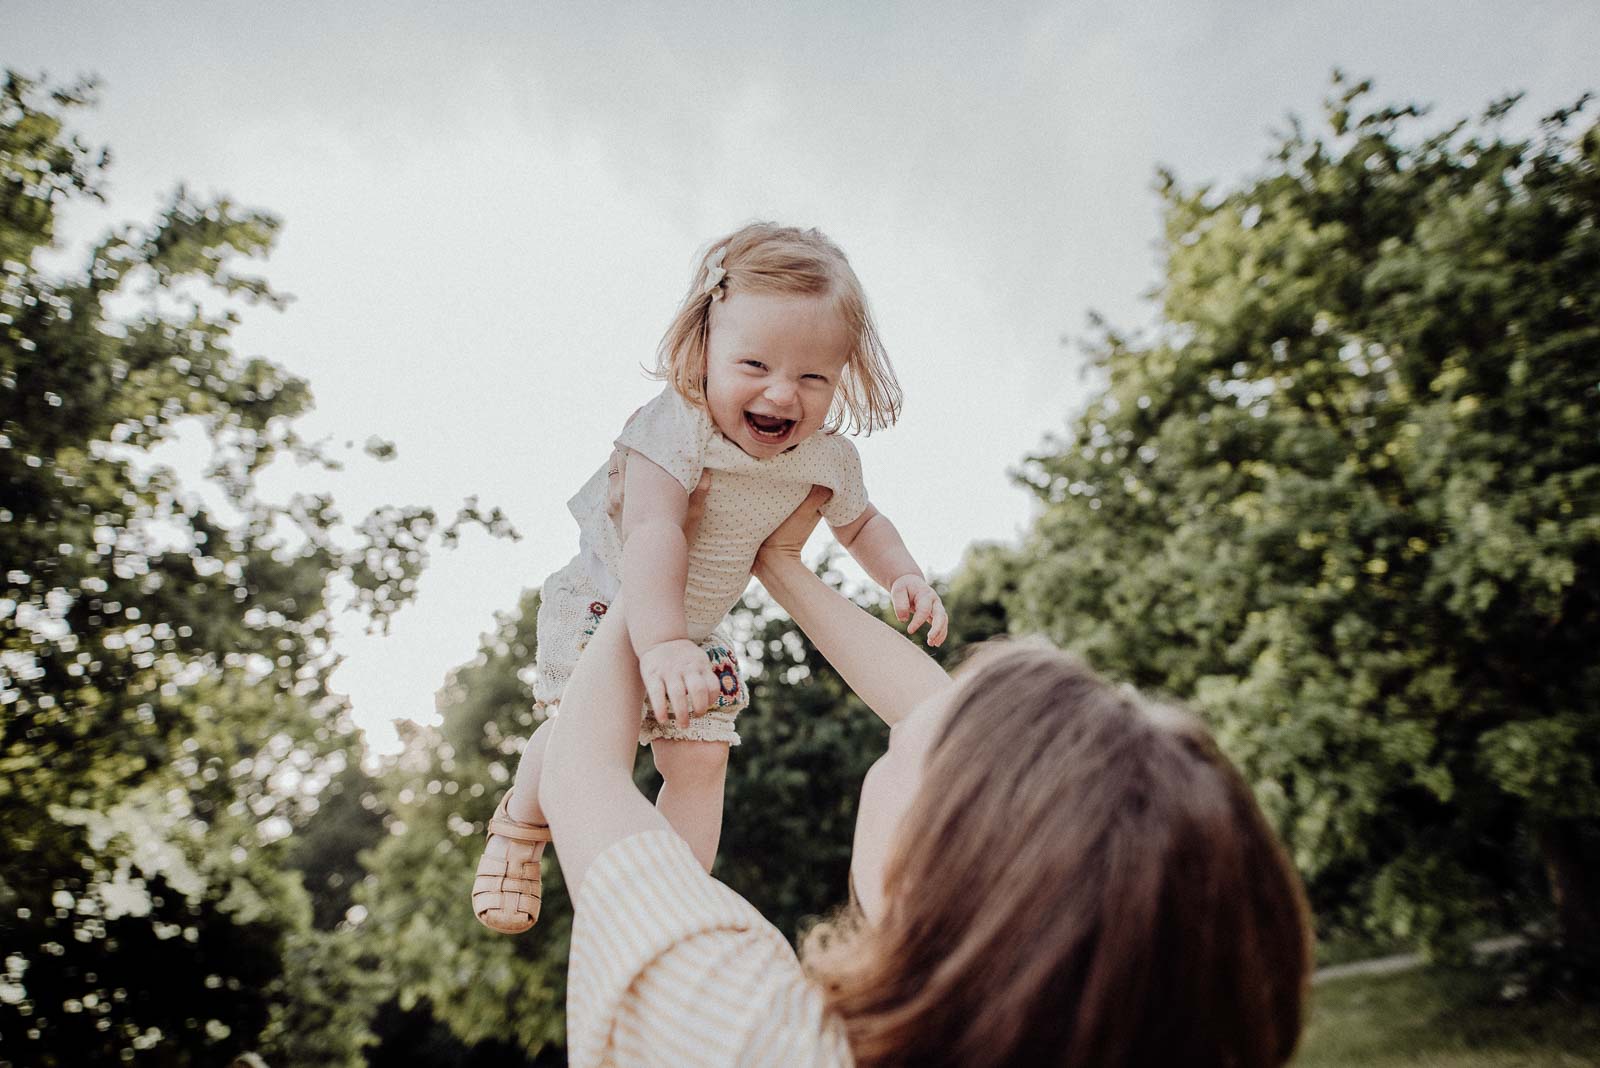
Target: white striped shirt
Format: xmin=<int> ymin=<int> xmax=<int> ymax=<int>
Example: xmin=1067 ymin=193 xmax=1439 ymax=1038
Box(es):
xmin=568 ymin=830 xmax=855 ymax=1067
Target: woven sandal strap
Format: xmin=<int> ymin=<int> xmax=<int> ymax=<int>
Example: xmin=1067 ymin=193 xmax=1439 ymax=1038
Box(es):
xmin=476 ymin=852 xmax=540 ymax=878
xmin=487 ymin=814 xmax=553 ymax=844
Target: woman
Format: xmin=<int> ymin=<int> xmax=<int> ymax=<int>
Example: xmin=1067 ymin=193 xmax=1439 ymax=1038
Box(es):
xmin=534 ymin=483 xmax=1313 ymax=1067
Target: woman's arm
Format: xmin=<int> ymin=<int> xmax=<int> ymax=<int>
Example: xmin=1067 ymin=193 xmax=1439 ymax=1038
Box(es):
xmin=755 ymin=489 xmax=954 ymax=728
xmin=537 ymin=593 xmax=673 ymax=896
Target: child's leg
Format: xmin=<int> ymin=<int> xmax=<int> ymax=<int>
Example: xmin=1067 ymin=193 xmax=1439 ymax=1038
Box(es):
xmin=502 ymin=563 xmax=593 ymax=828
xmin=505 ymin=715 xmax=556 ymax=826
xmin=474 ymin=715 xmax=558 ymax=933
xmin=650 ymin=738 xmax=730 ymax=872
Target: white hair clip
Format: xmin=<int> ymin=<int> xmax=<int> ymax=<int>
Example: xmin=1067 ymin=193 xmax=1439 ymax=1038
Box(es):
xmin=702 ymin=246 xmax=727 ymax=301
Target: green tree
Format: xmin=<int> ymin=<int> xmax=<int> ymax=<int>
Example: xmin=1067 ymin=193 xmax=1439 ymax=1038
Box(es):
xmin=992 ymin=76 xmax=1599 ymax=956
xmin=0 ymin=71 xmax=511 ymax=1064
xmin=286 ymin=751 xmax=390 ymax=932
xmin=358 ymin=589 xmax=566 ymax=1059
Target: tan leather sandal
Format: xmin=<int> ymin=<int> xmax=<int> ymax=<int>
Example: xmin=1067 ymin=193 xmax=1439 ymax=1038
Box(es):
xmin=472 ymin=790 xmax=552 ymax=934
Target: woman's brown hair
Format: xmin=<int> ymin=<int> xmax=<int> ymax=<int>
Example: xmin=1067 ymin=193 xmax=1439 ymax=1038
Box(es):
xmin=803 ymin=643 xmax=1313 ymax=1068
xmin=654 ymin=222 xmax=902 ymax=434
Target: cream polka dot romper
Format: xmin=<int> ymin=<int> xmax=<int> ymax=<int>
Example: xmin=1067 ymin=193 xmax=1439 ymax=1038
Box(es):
xmin=534 ymin=385 xmax=869 ymax=746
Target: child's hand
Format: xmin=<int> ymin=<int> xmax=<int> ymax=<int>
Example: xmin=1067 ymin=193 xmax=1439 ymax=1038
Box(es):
xmin=639 ymin=638 xmax=721 ymax=730
xmin=890 ymin=574 xmax=948 ymax=647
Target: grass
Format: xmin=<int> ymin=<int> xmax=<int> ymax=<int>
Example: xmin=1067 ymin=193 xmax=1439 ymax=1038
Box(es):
xmin=1297 ymin=966 xmax=1600 ymax=1067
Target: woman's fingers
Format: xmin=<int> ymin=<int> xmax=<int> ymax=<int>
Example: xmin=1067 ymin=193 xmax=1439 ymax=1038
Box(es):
xmin=683 ymin=470 xmax=712 ymax=541
xmin=609 ymin=448 xmax=706 ymax=542
xmin=759 ymin=485 xmax=833 ymax=563
xmin=792 ymin=484 xmax=833 ymax=539
xmin=605 ymin=448 xmax=628 ymax=532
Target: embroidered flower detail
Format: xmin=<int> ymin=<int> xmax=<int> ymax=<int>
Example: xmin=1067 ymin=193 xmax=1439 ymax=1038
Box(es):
xmin=577 ymin=601 xmax=610 ymax=649
xmin=704 ymin=645 xmax=741 ymax=703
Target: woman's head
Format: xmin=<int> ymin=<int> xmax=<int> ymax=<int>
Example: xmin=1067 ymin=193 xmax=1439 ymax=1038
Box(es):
xmin=656 ymin=223 xmax=901 ymax=456
xmin=807 ymin=642 xmax=1312 ymax=1068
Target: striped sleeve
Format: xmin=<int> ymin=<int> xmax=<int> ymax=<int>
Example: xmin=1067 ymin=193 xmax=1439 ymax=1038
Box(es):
xmin=566 ymin=830 xmax=854 ymax=1067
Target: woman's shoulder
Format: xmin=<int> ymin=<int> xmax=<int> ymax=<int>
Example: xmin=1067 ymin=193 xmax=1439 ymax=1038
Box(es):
xmin=568 ymin=830 xmax=853 ymax=1067
xmin=576 ymin=829 xmax=767 ymax=939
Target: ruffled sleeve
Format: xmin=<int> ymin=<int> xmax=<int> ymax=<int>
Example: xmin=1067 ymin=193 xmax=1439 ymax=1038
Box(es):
xmin=614 ymin=387 xmax=713 ymax=494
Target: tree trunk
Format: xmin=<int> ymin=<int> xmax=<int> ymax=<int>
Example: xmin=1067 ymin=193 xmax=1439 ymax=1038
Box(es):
xmin=1537 ymin=821 xmax=1600 ymax=954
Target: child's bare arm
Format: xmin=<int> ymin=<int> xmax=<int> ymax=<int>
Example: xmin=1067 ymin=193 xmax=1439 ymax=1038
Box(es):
xmin=617 ymin=451 xmax=691 ymax=652
xmin=832 ymin=503 xmax=948 ymax=646
xmin=832 ymin=504 xmax=916 ymax=588
xmin=616 ymin=450 xmax=719 ymax=726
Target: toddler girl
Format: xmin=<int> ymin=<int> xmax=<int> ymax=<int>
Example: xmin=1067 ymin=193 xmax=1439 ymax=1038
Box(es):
xmin=472 ymin=223 xmax=947 ymax=934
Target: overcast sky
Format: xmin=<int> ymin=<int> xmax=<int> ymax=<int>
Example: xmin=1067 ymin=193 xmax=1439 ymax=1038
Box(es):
xmin=9 ymin=1 xmax=1597 ymax=752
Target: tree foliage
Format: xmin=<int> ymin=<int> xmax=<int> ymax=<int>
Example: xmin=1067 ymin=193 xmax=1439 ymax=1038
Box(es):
xmin=988 ymin=76 xmax=1600 ymax=951
xmin=0 ymin=71 xmax=512 ymax=1064
xmin=358 ymin=589 xmax=565 ymax=1058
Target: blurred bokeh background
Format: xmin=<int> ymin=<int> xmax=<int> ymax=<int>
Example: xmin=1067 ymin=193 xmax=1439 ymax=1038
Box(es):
xmin=3 ymin=2 xmax=1598 ymax=1064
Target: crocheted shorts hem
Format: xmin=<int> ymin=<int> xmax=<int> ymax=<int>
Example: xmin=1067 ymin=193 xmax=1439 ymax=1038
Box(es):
xmin=535 ymin=699 xmax=742 ymax=748
xmin=534 ymin=595 xmax=746 ymax=748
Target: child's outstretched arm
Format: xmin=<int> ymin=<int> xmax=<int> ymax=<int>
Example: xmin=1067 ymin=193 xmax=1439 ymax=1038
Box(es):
xmin=831 ymin=503 xmax=949 ymax=646
xmin=615 ymin=449 xmax=720 ymax=730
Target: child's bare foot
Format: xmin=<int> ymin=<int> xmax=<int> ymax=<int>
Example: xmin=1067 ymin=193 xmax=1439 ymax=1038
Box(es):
xmin=472 ymin=790 xmax=552 ymax=934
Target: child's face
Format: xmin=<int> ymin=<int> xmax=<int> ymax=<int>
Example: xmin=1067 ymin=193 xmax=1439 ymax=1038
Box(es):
xmin=703 ymin=290 xmax=853 ymax=459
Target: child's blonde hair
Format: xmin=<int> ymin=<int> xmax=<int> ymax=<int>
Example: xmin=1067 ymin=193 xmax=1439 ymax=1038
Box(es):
xmin=654 ymin=222 xmax=902 ymax=435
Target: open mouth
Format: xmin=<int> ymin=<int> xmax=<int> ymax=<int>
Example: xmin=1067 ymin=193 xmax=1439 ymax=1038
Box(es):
xmin=744 ymin=411 xmax=797 ymax=444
